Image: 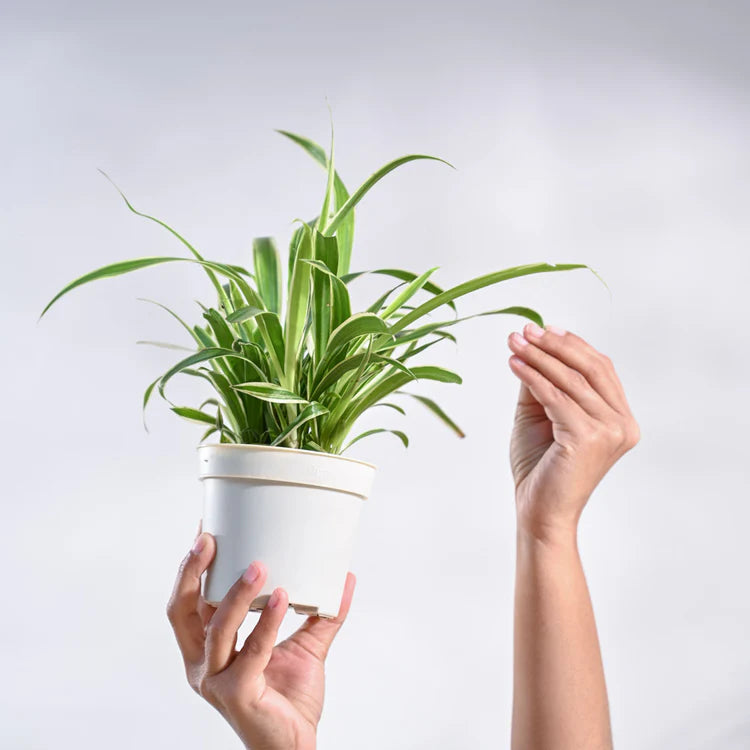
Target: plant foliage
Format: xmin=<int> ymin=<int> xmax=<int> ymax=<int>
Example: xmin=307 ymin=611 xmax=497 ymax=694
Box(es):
xmin=41 ymin=128 xmax=594 ymax=454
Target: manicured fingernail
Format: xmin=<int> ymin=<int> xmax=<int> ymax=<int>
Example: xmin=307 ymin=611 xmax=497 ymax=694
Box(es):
xmin=510 ymin=332 xmax=529 ymax=347
xmin=510 ymin=355 xmax=526 ymax=367
xmin=525 ymin=322 xmax=545 ymax=338
xmin=242 ymin=562 xmax=260 ymax=584
xmin=191 ymin=533 xmax=206 ymax=555
xmin=546 ymin=325 xmax=566 ymax=336
xmin=268 ymin=588 xmax=283 ymax=609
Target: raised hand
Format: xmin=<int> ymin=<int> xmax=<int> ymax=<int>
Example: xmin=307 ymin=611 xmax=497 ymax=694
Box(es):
xmin=507 ymin=322 xmax=640 ymax=541
xmin=167 ymin=529 xmax=355 ymax=750
xmin=507 ymin=322 xmax=638 ymax=750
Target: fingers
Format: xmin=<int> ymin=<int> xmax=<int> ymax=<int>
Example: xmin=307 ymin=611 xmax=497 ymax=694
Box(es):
xmin=507 ymin=323 xmax=640 ymax=450
xmin=204 ymin=561 xmax=269 ymax=675
xmin=286 ymin=572 xmax=357 ymax=661
xmin=519 ymin=323 xmax=629 ymax=414
xmin=191 ymin=519 xmax=218 ymax=629
xmin=166 ymin=531 xmax=216 ymax=666
xmin=508 ymin=328 xmax=613 ymax=420
xmin=508 ymin=351 xmax=590 ymax=429
xmin=234 ymin=587 xmax=290 ymax=676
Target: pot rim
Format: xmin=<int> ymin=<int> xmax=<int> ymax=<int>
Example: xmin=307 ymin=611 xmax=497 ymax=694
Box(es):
xmin=197 ymin=442 xmax=377 ymax=471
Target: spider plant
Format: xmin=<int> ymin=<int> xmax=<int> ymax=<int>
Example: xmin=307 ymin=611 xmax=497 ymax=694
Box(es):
xmin=41 ymin=128 xmax=594 ymax=455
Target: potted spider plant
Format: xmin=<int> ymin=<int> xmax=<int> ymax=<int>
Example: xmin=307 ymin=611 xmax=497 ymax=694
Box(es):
xmin=41 ymin=127 xmax=593 ymax=617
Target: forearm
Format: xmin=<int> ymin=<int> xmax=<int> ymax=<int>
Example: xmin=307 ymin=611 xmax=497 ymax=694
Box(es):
xmin=511 ymin=526 xmax=612 ymax=750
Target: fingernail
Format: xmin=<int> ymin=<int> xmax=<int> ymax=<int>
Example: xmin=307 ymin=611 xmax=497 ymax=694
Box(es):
xmin=510 ymin=332 xmax=529 ymax=347
xmin=510 ymin=355 xmax=526 ymax=367
xmin=191 ymin=533 xmax=206 ymax=555
xmin=525 ymin=322 xmax=545 ymax=338
xmin=268 ymin=588 xmax=283 ymax=609
xmin=242 ymin=562 xmax=260 ymax=584
xmin=546 ymin=325 xmax=566 ymax=336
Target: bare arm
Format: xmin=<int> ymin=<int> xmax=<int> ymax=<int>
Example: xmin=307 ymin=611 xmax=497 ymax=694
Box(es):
xmin=506 ymin=323 xmax=640 ymax=750
xmin=513 ymin=529 xmax=610 ymax=749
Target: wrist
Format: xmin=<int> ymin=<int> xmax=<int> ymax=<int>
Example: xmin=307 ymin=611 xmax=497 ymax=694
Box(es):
xmin=515 ymin=510 xmax=580 ymax=551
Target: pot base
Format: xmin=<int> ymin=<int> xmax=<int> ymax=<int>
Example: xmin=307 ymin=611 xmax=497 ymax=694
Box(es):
xmin=204 ymin=593 xmax=337 ymax=619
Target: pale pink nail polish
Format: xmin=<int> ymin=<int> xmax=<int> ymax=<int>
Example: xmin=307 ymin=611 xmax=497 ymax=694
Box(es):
xmin=268 ymin=588 xmax=283 ymax=608
xmin=526 ymin=322 xmax=544 ymax=338
xmin=546 ymin=325 xmax=566 ymax=336
xmin=191 ymin=533 xmax=206 ymax=555
xmin=242 ymin=562 xmax=260 ymax=584
xmin=511 ymin=332 xmax=529 ymax=347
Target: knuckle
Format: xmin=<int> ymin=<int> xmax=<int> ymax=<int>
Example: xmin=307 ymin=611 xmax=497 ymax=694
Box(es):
xmin=205 ymin=616 xmax=223 ymax=642
xmin=244 ymin=636 xmax=266 ymax=658
xmin=568 ymin=369 xmax=588 ymax=390
xmin=606 ymin=421 xmax=626 ymax=446
xmin=579 ymin=420 xmax=604 ymax=444
xmin=197 ymin=674 xmax=214 ymax=700
xmin=624 ymin=418 xmax=641 ymax=448
xmin=176 ymin=552 xmax=196 ymax=580
xmin=187 ymin=669 xmax=203 ymax=696
xmin=165 ymin=599 xmax=177 ymax=624
xmin=542 ymin=381 xmax=563 ymax=403
xmin=586 ymin=357 xmax=606 ymax=381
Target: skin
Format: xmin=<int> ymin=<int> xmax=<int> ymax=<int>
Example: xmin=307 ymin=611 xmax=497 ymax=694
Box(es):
xmin=507 ymin=322 xmax=639 ymax=750
xmin=167 ymin=322 xmax=638 ymax=750
xmin=166 ymin=534 xmax=355 ymax=750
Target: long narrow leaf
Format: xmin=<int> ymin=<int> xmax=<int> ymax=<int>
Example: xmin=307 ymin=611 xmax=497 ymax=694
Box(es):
xmin=170 ymin=406 xmax=219 ymax=426
xmin=137 ymin=298 xmax=202 ymax=345
xmin=380 ymin=266 xmax=439 ymax=319
xmin=276 ymin=130 xmax=355 ymax=274
xmin=232 ymin=382 xmax=308 ymax=404
xmin=342 ymin=428 xmax=409 ymax=453
xmin=391 ymin=264 xmax=589 ymax=333
xmin=342 ymin=268 xmax=457 ymax=312
xmin=41 ymin=256 xmax=257 ymax=319
xmin=98 ymin=170 xmax=231 ymax=310
xmin=157 ymin=347 xmax=266 ymax=399
xmin=136 ymin=340 xmax=194 ymax=352
xmin=271 ymin=402 xmax=329 ymax=446
xmin=226 ymin=305 xmax=265 ymax=323
xmin=254 ymin=311 xmax=285 ymax=376
xmin=253 ymin=237 xmax=282 ymax=315
xmin=186 ymin=367 xmax=248 ymax=437
xmin=327 ymin=312 xmax=390 ymax=355
xmin=331 ymin=365 xmax=462 ymax=449
xmin=398 ymin=392 xmax=465 ymax=438
xmin=311 ymin=233 xmax=339 ymax=364
xmin=300 ymin=257 xmax=351 ymax=330
xmin=317 ymin=122 xmax=336 ymax=231
xmin=370 ymin=401 xmax=406 ymax=416
xmin=323 ymin=154 xmax=453 ymax=236
xmin=384 ymin=306 xmax=545 ymax=352
xmin=142 ymin=376 xmax=160 ymax=431
xmin=366 ymin=281 xmax=406 ymax=314
xmin=284 ymin=223 xmax=313 ymax=386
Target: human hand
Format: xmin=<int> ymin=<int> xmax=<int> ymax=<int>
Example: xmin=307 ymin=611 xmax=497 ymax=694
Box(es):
xmin=507 ymin=323 xmax=640 ymax=543
xmin=167 ymin=527 xmax=356 ymax=750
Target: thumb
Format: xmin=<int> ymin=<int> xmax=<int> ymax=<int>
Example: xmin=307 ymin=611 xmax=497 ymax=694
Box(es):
xmin=516 ymin=382 xmax=537 ymax=407
xmin=286 ymin=572 xmax=357 ymax=661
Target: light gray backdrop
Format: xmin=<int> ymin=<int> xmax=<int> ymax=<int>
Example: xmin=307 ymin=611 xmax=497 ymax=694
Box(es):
xmin=2 ymin=1 xmax=749 ymax=748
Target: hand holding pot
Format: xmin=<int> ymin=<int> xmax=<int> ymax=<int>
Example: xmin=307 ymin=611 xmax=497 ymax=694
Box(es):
xmin=167 ymin=529 xmax=355 ymax=750
xmin=507 ymin=323 xmax=640 ymax=542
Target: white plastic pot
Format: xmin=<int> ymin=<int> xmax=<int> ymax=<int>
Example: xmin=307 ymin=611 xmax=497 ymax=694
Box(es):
xmin=198 ymin=444 xmax=377 ymax=619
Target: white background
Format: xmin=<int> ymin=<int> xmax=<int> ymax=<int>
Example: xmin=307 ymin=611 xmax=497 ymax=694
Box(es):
xmin=2 ymin=2 xmax=749 ymax=748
